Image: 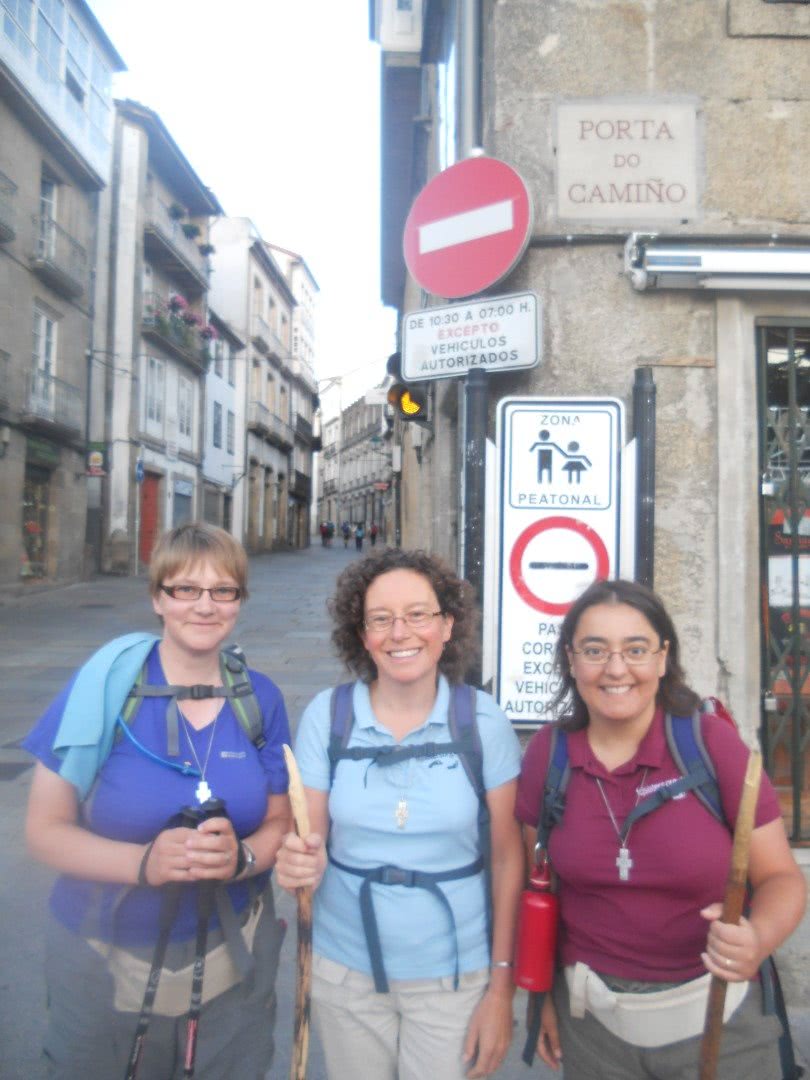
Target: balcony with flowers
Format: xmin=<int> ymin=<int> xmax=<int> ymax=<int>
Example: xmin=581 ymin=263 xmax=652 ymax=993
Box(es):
xmin=141 ymin=292 xmax=210 ymax=370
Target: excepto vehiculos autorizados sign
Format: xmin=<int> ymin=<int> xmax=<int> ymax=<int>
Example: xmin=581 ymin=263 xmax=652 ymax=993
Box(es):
xmin=401 ymin=291 xmax=541 ymax=382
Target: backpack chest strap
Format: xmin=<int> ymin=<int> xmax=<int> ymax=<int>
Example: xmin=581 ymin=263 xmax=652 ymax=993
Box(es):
xmin=332 ymin=739 xmax=467 ymax=769
xmin=618 ymin=766 xmax=713 ymax=841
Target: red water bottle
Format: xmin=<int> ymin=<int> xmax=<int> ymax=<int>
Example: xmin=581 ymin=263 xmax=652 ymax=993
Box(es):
xmin=513 ymin=855 xmax=559 ymax=992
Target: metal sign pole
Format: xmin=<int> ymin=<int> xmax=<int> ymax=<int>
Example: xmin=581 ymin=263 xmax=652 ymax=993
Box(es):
xmin=463 ymin=368 xmax=488 ymax=687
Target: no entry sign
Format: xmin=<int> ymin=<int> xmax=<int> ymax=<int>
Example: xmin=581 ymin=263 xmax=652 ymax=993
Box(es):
xmin=402 ymin=157 xmax=533 ymax=299
xmin=495 ymin=398 xmax=625 ymax=727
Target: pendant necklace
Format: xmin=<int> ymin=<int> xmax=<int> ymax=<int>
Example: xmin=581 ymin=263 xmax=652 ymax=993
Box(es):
xmin=594 ymin=769 xmax=648 ymax=882
xmin=395 ymin=794 xmax=409 ymax=829
xmin=181 ymin=708 xmax=222 ymax=804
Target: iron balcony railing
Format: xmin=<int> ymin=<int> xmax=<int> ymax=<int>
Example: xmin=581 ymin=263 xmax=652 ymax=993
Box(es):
xmin=291 ymin=469 xmax=312 ymax=500
xmin=24 ymin=368 xmax=83 ymax=434
xmin=0 ymin=171 xmax=17 ymax=242
xmin=247 ymin=400 xmax=294 ymax=448
xmin=295 ymin=414 xmax=314 ymax=442
xmin=251 ymin=313 xmax=287 ymax=360
xmin=30 ymin=215 xmax=88 ymax=298
xmin=143 ymin=192 xmax=208 ymax=283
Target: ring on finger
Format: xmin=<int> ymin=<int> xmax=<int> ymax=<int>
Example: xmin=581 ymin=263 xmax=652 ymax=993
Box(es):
xmin=724 ymin=957 xmax=733 ymax=968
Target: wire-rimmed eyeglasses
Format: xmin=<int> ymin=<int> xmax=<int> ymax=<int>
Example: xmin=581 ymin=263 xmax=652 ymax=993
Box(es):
xmin=160 ymin=584 xmax=242 ymax=603
xmin=570 ymin=645 xmax=664 ymax=666
xmin=364 ymin=610 xmax=443 ymax=633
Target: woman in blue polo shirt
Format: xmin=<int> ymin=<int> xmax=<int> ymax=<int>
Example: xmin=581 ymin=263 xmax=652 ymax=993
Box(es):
xmin=23 ymin=523 xmax=290 ymax=1079
xmin=276 ymin=548 xmax=524 ymax=1079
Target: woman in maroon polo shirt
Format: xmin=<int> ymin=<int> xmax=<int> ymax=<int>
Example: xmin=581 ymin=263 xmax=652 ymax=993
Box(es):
xmin=515 ymin=579 xmax=806 ymax=1080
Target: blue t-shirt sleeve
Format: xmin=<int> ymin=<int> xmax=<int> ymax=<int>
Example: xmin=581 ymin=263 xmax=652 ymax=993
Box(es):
xmin=475 ymin=690 xmax=522 ymax=790
xmin=293 ymin=688 xmax=333 ymax=791
xmin=250 ymin=669 xmax=292 ymax=795
xmin=22 ymin=675 xmax=79 ymax=773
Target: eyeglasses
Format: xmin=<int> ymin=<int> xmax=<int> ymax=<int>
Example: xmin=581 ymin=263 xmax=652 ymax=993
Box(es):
xmin=364 ymin=610 xmax=443 ymax=633
xmin=160 ymin=584 xmax=241 ymax=603
xmin=571 ymin=645 xmax=663 ymax=666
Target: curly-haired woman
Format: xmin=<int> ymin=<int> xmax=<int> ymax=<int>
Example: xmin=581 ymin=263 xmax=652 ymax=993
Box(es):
xmin=276 ymin=549 xmax=523 ymax=1079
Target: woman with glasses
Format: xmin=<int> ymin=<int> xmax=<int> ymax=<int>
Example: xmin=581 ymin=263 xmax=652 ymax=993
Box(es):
xmin=23 ymin=523 xmax=290 ymax=1079
xmin=275 ymin=548 xmax=524 ymax=1079
xmin=515 ymin=578 xmax=805 ymax=1080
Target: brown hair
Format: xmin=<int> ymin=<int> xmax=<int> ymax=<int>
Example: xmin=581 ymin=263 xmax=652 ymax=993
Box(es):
xmin=550 ymin=578 xmax=700 ymax=730
xmin=148 ymin=523 xmax=249 ymax=601
xmin=329 ymin=549 xmax=480 ymax=684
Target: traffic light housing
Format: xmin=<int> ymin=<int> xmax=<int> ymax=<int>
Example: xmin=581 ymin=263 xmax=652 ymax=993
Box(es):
xmin=387 ymin=382 xmax=430 ymax=423
xmin=386 ymin=352 xmax=431 ymax=425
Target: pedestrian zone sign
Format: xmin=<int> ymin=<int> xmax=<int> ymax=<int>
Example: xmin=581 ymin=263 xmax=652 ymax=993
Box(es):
xmin=495 ymin=398 xmax=624 ymax=727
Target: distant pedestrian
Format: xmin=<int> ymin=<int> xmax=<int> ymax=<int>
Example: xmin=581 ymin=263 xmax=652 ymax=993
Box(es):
xmin=320 ymin=522 xmax=328 ymax=547
xmin=326 ymin=521 xmax=335 ymax=546
xmin=342 ymin=522 xmax=351 ymax=548
xmin=370 ymin=523 xmax=379 ymax=547
xmin=355 ymin=523 xmax=365 ymax=551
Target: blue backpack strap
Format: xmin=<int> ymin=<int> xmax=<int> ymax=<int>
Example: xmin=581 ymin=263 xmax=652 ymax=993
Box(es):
xmin=328 ymin=682 xmax=356 ymax=786
xmin=666 ymin=711 xmax=724 ymax=823
xmin=448 ymin=684 xmax=492 ymax=946
xmin=220 ymin=644 xmax=265 ymax=749
xmin=536 ymin=726 xmax=570 ymax=852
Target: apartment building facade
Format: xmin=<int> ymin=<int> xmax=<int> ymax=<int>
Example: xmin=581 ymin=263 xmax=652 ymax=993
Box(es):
xmin=0 ymin=0 xmax=123 ymax=586
xmin=209 ymin=218 xmax=305 ymax=552
xmin=318 ymin=396 xmax=391 ymax=537
xmin=95 ymin=99 xmax=221 ymax=572
xmin=200 ymin=309 xmax=244 ymax=533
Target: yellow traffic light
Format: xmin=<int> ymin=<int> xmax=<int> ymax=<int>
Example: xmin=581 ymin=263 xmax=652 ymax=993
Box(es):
xmin=387 ymin=383 xmax=429 ymax=423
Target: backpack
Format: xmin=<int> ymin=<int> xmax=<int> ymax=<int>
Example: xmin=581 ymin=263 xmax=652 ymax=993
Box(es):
xmin=326 ymin=681 xmax=492 ymax=992
xmin=113 ymin=644 xmax=265 ymax=767
xmin=530 ymin=703 xmax=803 ymax=1079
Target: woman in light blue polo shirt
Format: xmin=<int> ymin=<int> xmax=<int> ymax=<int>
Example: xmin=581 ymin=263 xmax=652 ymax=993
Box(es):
xmin=276 ymin=549 xmax=524 ymax=1079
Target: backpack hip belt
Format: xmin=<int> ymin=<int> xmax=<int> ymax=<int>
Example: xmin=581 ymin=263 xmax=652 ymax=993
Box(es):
xmin=328 ymin=853 xmax=484 ymax=994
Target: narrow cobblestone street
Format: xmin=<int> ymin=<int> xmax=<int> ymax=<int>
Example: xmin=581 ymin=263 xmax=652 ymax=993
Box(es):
xmin=0 ymin=544 xmax=556 ymax=1080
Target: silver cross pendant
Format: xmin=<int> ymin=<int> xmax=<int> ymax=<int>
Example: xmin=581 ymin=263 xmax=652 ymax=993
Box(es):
xmin=616 ymin=846 xmax=633 ymax=881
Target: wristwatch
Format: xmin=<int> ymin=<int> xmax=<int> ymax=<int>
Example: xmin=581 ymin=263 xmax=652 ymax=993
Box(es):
xmin=241 ymin=841 xmax=257 ymax=875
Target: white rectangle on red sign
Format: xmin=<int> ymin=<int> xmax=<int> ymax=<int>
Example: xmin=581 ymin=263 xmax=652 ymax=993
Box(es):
xmin=401 ymin=291 xmax=541 ymax=382
xmin=419 ymin=199 xmax=514 ymax=254
xmin=495 ymin=398 xmax=624 ymax=728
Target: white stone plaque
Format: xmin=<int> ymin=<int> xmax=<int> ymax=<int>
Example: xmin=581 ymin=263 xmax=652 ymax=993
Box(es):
xmin=556 ymin=101 xmax=699 ymax=223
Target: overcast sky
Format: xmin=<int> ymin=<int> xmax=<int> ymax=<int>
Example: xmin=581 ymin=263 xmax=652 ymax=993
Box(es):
xmin=89 ymin=0 xmax=397 ymax=415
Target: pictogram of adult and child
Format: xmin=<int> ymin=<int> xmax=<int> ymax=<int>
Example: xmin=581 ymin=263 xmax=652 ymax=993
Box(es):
xmin=529 ymin=429 xmax=592 ymax=485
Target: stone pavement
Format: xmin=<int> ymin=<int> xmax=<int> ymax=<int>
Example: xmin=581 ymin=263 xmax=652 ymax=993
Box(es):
xmin=0 ymin=543 xmax=806 ymax=1079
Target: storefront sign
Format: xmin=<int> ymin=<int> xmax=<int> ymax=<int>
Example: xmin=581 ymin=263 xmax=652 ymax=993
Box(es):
xmin=556 ymin=101 xmax=699 ymax=222
xmin=402 ymin=292 xmax=541 ymax=382
xmin=86 ymin=441 xmax=107 ymax=477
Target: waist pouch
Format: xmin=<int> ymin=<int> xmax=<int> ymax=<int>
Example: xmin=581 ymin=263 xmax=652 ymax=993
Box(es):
xmin=565 ymin=962 xmax=749 ymax=1048
xmin=86 ymin=893 xmax=264 ymax=1016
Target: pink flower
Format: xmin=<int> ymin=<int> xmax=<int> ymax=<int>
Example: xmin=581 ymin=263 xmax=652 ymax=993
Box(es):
xmin=200 ymin=324 xmax=218 ymax=341
xmin=182 ymin=310 xmax=201 ymax=327
xmin=168 ymin=293 xmax=188 ymax=313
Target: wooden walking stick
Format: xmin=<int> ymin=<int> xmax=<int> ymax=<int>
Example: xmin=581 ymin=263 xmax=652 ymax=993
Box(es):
xmin=283 ymin=744 xmax=313 ymax=1080
xmin=698 ymin=749 xmax=762 ymax=1080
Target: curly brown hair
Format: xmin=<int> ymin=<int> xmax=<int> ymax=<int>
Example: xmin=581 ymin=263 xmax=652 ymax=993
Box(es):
xmin=551 ymin=578 xmax=701 ymax=730
xmin=329 ymin=549 xmax=480 ymax=684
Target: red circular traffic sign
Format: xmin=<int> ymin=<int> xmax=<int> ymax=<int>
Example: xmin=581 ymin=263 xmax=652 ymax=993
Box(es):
xmin=509 ymin=516 xmax=610 ymax=616
xmin=403 ymin=156 xmax=533 ymax=299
